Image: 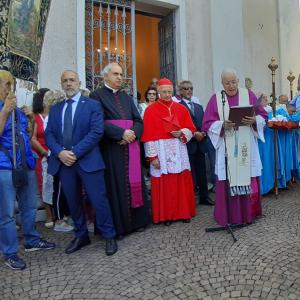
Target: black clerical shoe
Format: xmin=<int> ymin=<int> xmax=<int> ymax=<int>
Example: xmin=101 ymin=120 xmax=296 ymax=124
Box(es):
xmin=182 ymin=219 xmax=191 ymax=223
xmin=105 ymin=239 xmax=118 ymax=256
xmin=135 ymin=226 xmax=147 ymax=233
xmin=116 ymin=234 xmax=125 ymax=241
xmin=199 ymin=196 xmax=215 ymax=206
xmin=164 ymin=221 xmax=172 ymax=226
xmin=65 ymin=236 xmax=91 ymax=254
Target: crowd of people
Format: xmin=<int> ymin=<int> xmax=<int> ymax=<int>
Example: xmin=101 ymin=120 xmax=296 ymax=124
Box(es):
xmin=1 ymin=63 xmax=298 ymax=271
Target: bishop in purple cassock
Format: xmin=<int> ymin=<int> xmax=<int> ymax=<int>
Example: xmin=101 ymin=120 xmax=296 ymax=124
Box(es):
xmin=202 ymin=69 xmax=267 ymax=226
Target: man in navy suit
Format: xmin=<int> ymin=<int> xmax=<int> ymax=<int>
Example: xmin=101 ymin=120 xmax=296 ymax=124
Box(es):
xmin=179 ymin=80 xmax=214 ymax=205
xmin=45 ymin=70 xmax=117 ymax=256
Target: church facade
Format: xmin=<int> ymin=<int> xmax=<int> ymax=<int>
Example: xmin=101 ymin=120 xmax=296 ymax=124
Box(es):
xmin=39 ymin=0 xmax=300 ymax=105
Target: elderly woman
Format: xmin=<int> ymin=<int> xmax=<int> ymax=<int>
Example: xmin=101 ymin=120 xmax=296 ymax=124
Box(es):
xmin=32 ymin=89 xmax=73 ymax=232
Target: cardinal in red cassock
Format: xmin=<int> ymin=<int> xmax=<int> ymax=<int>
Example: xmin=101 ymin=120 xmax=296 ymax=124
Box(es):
xmin=142 ymin=78 xmax=196 ymax=225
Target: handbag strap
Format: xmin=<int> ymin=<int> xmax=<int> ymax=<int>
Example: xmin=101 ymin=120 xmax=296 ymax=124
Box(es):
xmin=14 ymin=112 xmax=28 ymax=170
xmin=0 ymin=144 xmax=14 ymax=166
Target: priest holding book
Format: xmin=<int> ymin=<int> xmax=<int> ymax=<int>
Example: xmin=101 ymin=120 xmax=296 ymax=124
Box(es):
xmin=202 ymin=69 xmax=267 ymax=226
xmin=142 ymin=78 xmax=196 ymax=226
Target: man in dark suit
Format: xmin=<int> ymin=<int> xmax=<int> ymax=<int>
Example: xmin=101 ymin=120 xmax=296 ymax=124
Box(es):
xmin=179 ymin=80 xmax=214 ymax=205
xmin=45 ymin=70 xmax=117 ymax=255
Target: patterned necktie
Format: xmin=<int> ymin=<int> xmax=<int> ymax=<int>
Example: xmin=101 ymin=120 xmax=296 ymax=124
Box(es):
xmin=63 ymin=99 xmax=74 ymax=150
xmin=188 ymin=101 xmax=195 ymax=115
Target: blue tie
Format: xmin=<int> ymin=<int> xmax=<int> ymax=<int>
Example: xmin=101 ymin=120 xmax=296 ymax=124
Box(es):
xmin=63 ymin=99 xmax=74 ymax=150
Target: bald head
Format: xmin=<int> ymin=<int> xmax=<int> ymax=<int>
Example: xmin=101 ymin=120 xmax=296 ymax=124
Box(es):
xmin=221 ymin=68 xmax=238 ymax=81
xmin=221 ymin=68 xmax=239 ymax=97
xmin=150 ymin=77 xmax=158 ymax=88
xmin=278 ymin=94 xmax=288 ymax=105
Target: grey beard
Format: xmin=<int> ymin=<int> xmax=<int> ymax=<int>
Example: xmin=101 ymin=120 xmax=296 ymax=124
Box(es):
xmin=65 ymin=89 xmax=79 ymax=98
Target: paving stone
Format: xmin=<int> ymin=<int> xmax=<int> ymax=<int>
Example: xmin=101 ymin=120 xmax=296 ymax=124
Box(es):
xmin=1 ymin=186 xmax=300 ymax=299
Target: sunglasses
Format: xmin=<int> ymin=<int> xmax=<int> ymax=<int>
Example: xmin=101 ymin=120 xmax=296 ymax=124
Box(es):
xmin=147 ymin=92 xmax=157 ymax=96
xmin=182 ymin=87 xmax=193 ymax=91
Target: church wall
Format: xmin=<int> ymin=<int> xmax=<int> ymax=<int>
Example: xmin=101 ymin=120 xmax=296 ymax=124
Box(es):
xmin=242 ymin=0 xmax=280 ymax=96
xmin=209 ymin=0 xmax=245 ymax=97
xmin=277 ymin=0 xmax=300 ymax=96
xmin=38 ymin=0 xmax=300 ymax=103
xmin=39 ymin=0 xmax=78 ymax=90
xmin=242 ymin=0 xmax=300 ymax=98
xmin=184 ymin=0 xmax=213 ymax=104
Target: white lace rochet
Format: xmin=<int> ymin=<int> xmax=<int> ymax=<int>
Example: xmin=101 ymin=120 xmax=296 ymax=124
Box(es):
xmin=144 ymin=137 xmax=191 ymax=178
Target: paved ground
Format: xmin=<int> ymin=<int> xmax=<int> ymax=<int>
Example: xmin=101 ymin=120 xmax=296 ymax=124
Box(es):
xmin=1 ymin=184 xmax=300 ymax=300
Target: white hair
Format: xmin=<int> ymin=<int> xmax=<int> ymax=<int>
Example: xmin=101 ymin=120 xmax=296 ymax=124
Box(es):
xmin=102 ymin=62 xmax=123 ymax=77
xmin=221 ymin=68 xmax=239 ymax=81
xmin=61 ymin=70 xmax=80 ymax=81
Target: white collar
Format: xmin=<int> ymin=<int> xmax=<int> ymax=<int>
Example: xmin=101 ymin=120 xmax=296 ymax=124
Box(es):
xmin=182 ymin=98 xmax=192 ymax=104
xmin=105 ymin=83 xmax=119 ymax=94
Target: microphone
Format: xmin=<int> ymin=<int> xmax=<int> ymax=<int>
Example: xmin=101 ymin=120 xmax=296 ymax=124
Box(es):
xmin=221 ymin=90 xmax=226 ymax=105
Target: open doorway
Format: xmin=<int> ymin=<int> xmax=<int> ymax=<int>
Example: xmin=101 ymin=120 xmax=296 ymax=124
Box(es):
xmin=85 ymin=0 xmax=176 ymax=99
xmin=135 ymin=13 xmax=160 ymax=100
xmin=135 ymin=2 xmax=176 ymax=101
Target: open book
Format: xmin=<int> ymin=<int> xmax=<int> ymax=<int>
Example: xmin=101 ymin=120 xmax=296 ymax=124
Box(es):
xmin=228 ymin=105 xmax=254 ymax=127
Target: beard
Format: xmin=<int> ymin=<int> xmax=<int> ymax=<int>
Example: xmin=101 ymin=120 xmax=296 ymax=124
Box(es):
xmin=65 ymin=88 xmax=79 ymax=98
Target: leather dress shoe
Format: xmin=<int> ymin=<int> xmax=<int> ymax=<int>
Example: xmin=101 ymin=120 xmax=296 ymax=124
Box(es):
xmin=135 ymin=226 xmax=146 ymax=233
xmin=105 ymin=239 xmax=118 ymax=256
xmin=164 ymin=221 xmax=172 ymax=226
xmin=116 ymin=234 xmax=125 ymax=241
xmin=65 ymin=236 xmax=91 ymax=254
xmin=182 ymin=219 xmax=191 ymax=223
xmin=199 ymin=196 xmax=215 ymax=206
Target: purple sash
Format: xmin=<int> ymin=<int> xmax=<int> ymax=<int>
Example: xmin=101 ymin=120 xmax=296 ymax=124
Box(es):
xmin=105 ymin=120 xmax=143 ymax=208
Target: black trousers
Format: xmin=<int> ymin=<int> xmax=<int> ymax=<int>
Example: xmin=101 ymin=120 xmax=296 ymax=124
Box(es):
xmin=189 ymin=151 xmax=208 ymax=202
xmin=52 ymin=174 xmax=70 ymax=221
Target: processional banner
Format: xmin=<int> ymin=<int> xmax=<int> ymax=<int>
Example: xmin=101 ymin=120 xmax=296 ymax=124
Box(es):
xmin=0 ymin=0 xmax=51 ymax=82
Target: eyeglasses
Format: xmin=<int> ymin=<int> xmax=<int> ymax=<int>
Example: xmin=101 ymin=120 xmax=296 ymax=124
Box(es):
xmin=182 ymin=87 xmax=193 ymax=91
xmin=223 ymin=80 xmax=237 ymax=86
xmin=147 ymin=92 xmax=157 ymax=96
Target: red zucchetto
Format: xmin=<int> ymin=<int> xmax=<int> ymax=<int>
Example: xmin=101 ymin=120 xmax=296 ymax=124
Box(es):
xmin=157 ymin=78 xmax=173 ymax=86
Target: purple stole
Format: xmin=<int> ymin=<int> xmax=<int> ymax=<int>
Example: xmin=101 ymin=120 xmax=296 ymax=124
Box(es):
xmin=105 ymin=119 xmax=144 ymax=208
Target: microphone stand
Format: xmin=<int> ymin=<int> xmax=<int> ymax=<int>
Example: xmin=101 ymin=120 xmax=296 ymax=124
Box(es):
xmin=205 ymin=90 xmax=245 ymax=243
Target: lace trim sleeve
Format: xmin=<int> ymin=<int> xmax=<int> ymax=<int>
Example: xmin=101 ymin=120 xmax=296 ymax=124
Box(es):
xmin=144 ymin=141 xmax=157 ymax=158
xmin=180 ymin=128 xmax=193 ymax=142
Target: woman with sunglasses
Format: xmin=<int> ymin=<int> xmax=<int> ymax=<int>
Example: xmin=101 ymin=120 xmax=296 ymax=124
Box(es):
xmin=138 ymin=87 xmax=159 ymax=119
